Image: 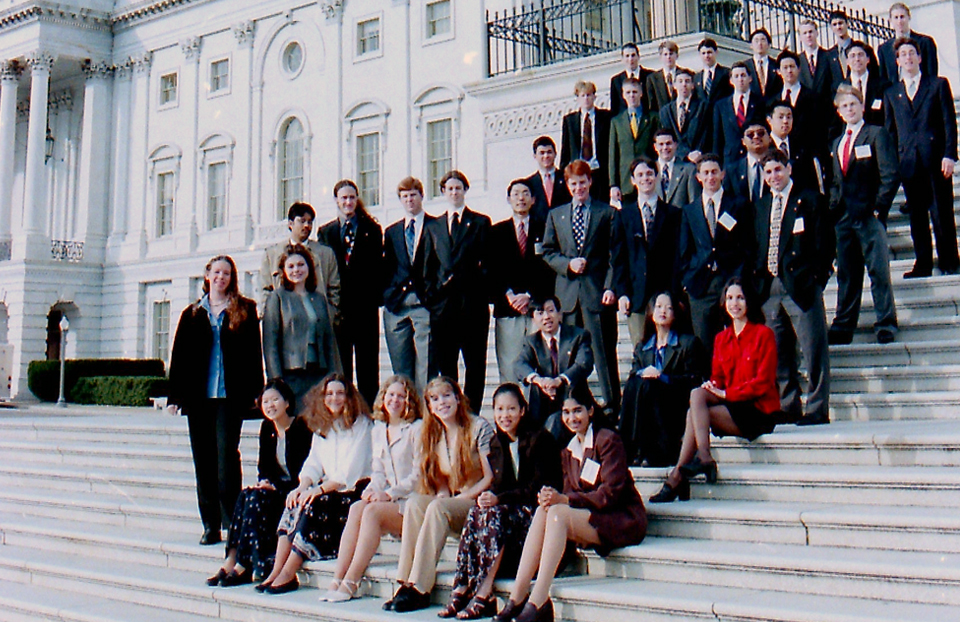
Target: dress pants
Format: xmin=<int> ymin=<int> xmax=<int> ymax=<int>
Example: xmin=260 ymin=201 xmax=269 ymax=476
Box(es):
xmin=436 ymin=301 xmax=490 ymax=413
xmin=495 ymin=315 xmax=531 ymax=384
xmin=832 ymin=213 xmax=898 ymax=334
xmin=626 ymin=311 xmax=644 ymax=349
xmin=397 ymin=494 xmax=475 ymax=593
xmin=186 ymin=399 xmax=243 ymax=533
xmin=335 ymin=304 xmax=380 ymax=405
xmin=383 ymin=293 xmax=432 ymax=391
xmin=688 ymin=275 xmax=724 ymax=358
xmin=903 ymin=172 xmax=960 ymax=274
xmin=564 ymin=303 xmax=620 ymax=411
xmin=762 ymin=278 xmax=830 ymax=420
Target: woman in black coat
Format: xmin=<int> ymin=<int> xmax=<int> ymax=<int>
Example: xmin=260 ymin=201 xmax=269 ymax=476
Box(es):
xmin=207 ymin=380 xmax=313 ymax=586
xmin=167 ymin=255 xmax=264 ymax=545
xmin=619 ymin=291 xmax=707 ymax=467
xmin=440 ymin=383 xmax=563 ymax=620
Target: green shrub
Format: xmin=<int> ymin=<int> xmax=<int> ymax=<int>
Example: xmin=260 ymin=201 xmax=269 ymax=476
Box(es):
xmin=27 ymin=359 xmax=166 ymax=402
xmin=70 ymin=376 xmax=169 ymax=407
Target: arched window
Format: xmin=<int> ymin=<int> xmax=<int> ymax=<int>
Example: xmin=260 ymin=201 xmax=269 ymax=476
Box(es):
xmin=278 ymin=117 xmax=305 ymax=219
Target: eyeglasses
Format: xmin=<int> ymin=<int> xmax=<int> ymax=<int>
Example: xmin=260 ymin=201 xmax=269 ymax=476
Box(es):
xmin=744 ymin=130 xmax=768 ymax=139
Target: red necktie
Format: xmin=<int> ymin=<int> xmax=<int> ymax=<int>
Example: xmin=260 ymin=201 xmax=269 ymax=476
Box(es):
xmin=544 ymin=172 xmax=554 ymax=204
xmin=785 ymin=88 xmax=792 ymax=104
xmin=841 ymin=129 xmax=854 ymax=175
xmin=582 ymin=114 xmax=593 ymax=161
xmin=736 ymin=97 xmax=747 ymax=126
xmin=517 ymin=221 xmax=528 ymax=256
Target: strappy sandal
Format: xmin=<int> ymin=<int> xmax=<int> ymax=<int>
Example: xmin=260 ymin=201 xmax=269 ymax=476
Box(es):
xmin=322 ymin=578 xmax=360 ymax=602
xmin=437 ymin=591 xmax=470 ymax=618
xmin=457 ymin=595 xmax=498 ymax=619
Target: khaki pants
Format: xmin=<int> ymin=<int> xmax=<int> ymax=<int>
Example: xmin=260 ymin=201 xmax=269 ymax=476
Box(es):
xmin=396 ymin=494 xmax=475 ymax=592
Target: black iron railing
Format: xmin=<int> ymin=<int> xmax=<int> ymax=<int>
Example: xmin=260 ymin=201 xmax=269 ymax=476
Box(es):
xmin=486 ymin=0 xmax=893 ymax=77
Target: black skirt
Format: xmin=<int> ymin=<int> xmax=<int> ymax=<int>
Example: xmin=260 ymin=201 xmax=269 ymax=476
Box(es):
xmin=721 ymin=401 xmax=776 ymax=441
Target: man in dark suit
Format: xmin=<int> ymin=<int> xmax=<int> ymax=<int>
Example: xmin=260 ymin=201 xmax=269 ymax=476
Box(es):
xmin=429 ymin=170 xmax=493 ymax=411
xmin=543 ymin=160 xmax=624 ymax=412
xmin=524 ymin=136 xmax=571 ymax=227
xmin=318 ymin=180 xmax=383 ymax=405
xmin=559 ymin=80 xmax=612 ymax=201
xmin=490 ymin=179 xmax=555 ymax=384
xmin=713 ymin=61 xmax=763 ymax=165
xmin=798 ymin=20 xmax=843 ymax=101
xmin=654 ymin=128 xmax=700 ymax=208
xmin=841 ymin=41 xmax=889 ymax=128
xmin=754 ymin=150 xmax=832 ymax=426
xmin=609 ymin=76 xmax=658 ymax=204
xmin=660 ymin=69 xmax=709 ymax=162
xmin=723 ymin=121 xmax=773 ymax=205
xmin=610 ymin=42 xmax=653 ymax=117
xmin=645 ymin=40 xmax=685 ymax=113
xmin=828 ymin=85 xmax=900 ymax=345
xmin=382 ymin=177 xmax=451 ymax=389
xmin=826 ymin=10 xmax=879 ymax=86
xmin=771 ymin=50 xmax=830 ymax=153
xmin=884 ymin=37 xmax=960 ymax=277
xmin=747 ymin=28 xmax=783 ymax=100
xmin=678 ymin=153 xmax=755 ymax=352
xmin=768 ymin=101 xmax=827 ymax=195
xmin=879 ymin=3 xmax=938 ymax=85
xmin=695 ymin=38 xmax=733 ymax=116
xmin=515 ymin=295 xmax=594 ymax=437
xmin=616 ymin=156 xmax=682 ymax=346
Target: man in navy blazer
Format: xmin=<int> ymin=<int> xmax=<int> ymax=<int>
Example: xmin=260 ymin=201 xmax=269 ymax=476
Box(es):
xmin=645 ymin=40 xmax=685 ymax=113
xmin=798 ymin=20 xmax=843 ymax=101
xmin=878 ymin=4 xmax=938 ymax=85
xmin=616 ymin=156 xmax=682 ymax=346
xmin=768 ymin=102 xmax=827 ymax=196
xmin=543 ymin=160 xmax=625 ymax=412
xmin=746 ymin=29 xmax=783 ymax=100
xmin=724 ymin=120 xmax=774 ymax=206
xmin=754 ymin=150 xmax=833 ymax=426
xmin=771 ymin=50 xmax=831 ymax=155
xmin=713 ymin=61 xmax=763 ymax=165
xmin=559 ymin=81 xmax=613 ymax=201
xmin=828 ymin=85 xmax=900 ymax=345
xmin=610 ymin=42 xmax=653 ymax=116
xmin=840 ymin=42 xmax=890 ymax=130
xmin=695 ymin=38 xmax=733 ymax=115
xmin=678 ymin=153 xmax=755 ymax=352
xmin=825 ymin=10 xmax=879 ymax=87
xmin=883 ymin=37 xmax=960 ymax=277
xmin=654 ymin=128 xmax=700 ymax=208
xmin=660 ymin=69 xmax=709 ymax=162
xmin=524 ymin=136 xmax=571 ymax=227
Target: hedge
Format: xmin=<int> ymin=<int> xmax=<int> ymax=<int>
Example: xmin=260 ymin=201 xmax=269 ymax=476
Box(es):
xmin=27 ymin=359 xmax=166 ymax=402
xmin=70 ymin=376 xmax=169 ymax=407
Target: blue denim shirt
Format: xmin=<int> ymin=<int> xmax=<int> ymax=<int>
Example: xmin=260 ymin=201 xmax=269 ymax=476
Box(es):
xmin=641 ymin=330 xmax=679 ymax=383
xmin=200 ymin=295 xmax=227 ymax=399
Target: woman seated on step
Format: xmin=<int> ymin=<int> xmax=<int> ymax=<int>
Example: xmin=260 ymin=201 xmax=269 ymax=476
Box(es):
xmin=258 ymin=374 xmax=372 ymax=594
xmin=207 ymin=380 xmax=313 ymax=587
xmin=650 ymin=277 xmax=779 ymax=503
xmin=439 ymin=383 xmax=563 ymax=620
xmin=497 ymin=383 xmax=646 ymax=622
xmin=318 ymin=375 xmax=424 ymax=602
xmin=383 ymin=377 xmax=500 ymax=613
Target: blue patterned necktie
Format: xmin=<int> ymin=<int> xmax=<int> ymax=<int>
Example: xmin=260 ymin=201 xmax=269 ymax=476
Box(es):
xmin=405 ymin=219 xmax=416 ymax=262
xmin=343 ymin=221 xmax=355 ymax=265
xmin=573 ymin=204 xmax=586 ymax=250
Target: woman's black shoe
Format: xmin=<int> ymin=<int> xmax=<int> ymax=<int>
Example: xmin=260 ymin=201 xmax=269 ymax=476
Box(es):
xmin=263 ymin=577 xmax=299 ymax=594
xmin=494 ymin=596 xmax=529 ymax=622
xmin=384 ymin=585 xmax=412 ymax=611
xmin=648 ymin=478 xmax=690 ymax=503
xmin=220 ymin=567 xmax=253 ymax=587
xmin=199 ymin=528 xmax=221 ymax=545
xmin=254 ymin=581 xmax=272 ymax=593
xmin=679 ymin=457 xmax=718 ymax=484
xmin=514 ymin=599 xmax=553 ymax=622
xmin=206 ymin=568 xmax=227 ymax=587
xmin=393 ymin=587 xmax=432 ymax=613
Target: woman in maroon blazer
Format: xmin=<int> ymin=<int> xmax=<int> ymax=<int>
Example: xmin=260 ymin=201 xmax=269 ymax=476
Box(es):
xmin=496 ymin=383 xmax=646 ymax=622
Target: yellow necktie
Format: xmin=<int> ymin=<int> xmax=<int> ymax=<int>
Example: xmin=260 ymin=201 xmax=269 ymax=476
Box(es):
xmin=630 ymin=111 xmax=638 ymax=139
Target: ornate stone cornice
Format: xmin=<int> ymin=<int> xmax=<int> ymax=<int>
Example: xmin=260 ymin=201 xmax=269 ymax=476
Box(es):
xmin=232 ymin=20 xmax=255 ymax=48
xmin=320 ymin=1 xmax=344 ymax=19
xmin=180 ymin=36 xmax=202 ymax=62
xmin=114 ymin=61 xmax=133 ymax=80
xmin=0 ymin=60 xmax=22 ymax=82
xmin=81 ymin=59 xmax=114 ymax=81
xmin=0 ymin=2 xmax=111 ymax=34
xmin=50 ymin=89 xmax=74 ymax=111
xmin=25 ymin=51 xmax=55 ymax=74
xmin=130 ymin=52 xmax=153 ymax=75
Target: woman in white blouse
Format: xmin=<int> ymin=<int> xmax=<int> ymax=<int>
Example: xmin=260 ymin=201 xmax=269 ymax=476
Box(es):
xmin=257 ymin=374 xmax=372 ymax=595
xmin=320 ymin=375 xmax=424 ymax=602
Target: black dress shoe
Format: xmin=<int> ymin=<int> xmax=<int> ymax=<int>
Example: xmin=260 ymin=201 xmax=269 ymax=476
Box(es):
xmin=514 ymin=599 xmax=553 ymax=622
xmin=199 ymin=529 xmax=221 ymax=545
xmin=903 ymin=268 xmax=932 ymax=279
xmin=255 ymin=581 xmax=272 ymax=593
xmin=220 ymin=567 xmax=253 ymax=587
xmin=494 ymin=596 xmax=528 ymax=622
xmin=827 ymin=329 xmax=853 ymax=346
xmin=796 ymin=415 xmax=829 ymax=427
xmin=393 ymin=587 xmax=432 ymax=613
xmin=648 ymin=478 xmax=691 ymax=503
xmin=264 ymin=577 xmax=299 ymax=594
xmin=206 ymin=568 xmax=227 ymax=587
xmin=384 ymin=585 xmax=413 ymax=611
xmin=876 ymin=329 xmax=896 ymax=345
xmin=679 ymin=457 xmax=718 ymax=484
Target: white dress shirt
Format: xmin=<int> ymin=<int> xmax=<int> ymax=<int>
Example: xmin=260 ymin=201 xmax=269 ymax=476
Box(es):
xmin=299 ymin=415 xmax=373 ymax=491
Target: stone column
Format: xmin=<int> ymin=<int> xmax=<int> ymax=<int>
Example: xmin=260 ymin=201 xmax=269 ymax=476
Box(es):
xmin=18 ymin=51 xmax=55 ymax=259
xmin=233 ymin=20 xmax=256 ymax=245
xmin=76 ymin=60 xmax=114 ymax=265
xmin=0 ymin=61 xmax=21 ymax=260
xmin=180 ymin=37 xmax=202 ymax=250
xmin=108 ymin=61 xmax=132 ymax=250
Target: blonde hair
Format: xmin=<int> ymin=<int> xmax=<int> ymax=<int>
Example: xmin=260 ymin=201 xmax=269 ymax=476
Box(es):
xmin=371 ymin=375 xmax=423 ymax=424
xmin=834 ymin=83 xmax=864 ymax=106
xmin=418 ymin=377 xmax=480 ymax=494
xmin=301 ymin=374 xmax=368 ymax=436
xmin=574 ymin=80 xmax=597 ymax=96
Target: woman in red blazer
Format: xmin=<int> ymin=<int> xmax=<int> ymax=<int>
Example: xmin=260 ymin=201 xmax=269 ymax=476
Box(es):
xmin=650 ymin=277 xmax=779 ymax=503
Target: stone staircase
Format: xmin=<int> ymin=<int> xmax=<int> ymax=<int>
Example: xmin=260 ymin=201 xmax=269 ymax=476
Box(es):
xmin=1 ymin=183 xmax=960 ymax=620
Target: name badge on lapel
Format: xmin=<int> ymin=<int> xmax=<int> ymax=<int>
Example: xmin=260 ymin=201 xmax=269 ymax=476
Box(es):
xmin=871 ymin=99 xmax=883 ymax=111
xmin=718 ymin=212 xmax=737 ymax=231
xmin=580 ymin=458 xmax=601 ymax=485
xmin=855 ymin=145 xmax=872 ymax=159
xmin=534 ymin=242 xmax=544 ymax=255
xmin=793 ymin=217 xmax=805 ymax=234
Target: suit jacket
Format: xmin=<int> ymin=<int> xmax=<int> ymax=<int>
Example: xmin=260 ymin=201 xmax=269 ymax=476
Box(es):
xmin=645 ymin=69 xmax=686 ymax=113
xmin=829 ymin=123 xmax=900 ymax=222
xmin=629 ymin=332 xmax=707 ymax=385
xmin=678 ymin=193 xmax=755 ymax=297
xmin=559 ymin=108 xmax=613 ymax=194
xmin=723 ymin=155 xmax=769 ymax=204
xmin=609 ymin=108 xmax=659 ymax=192
xmin=543 ymin=199 xmax=625 ymax=313
xmin=611 ymin=67 xmax=654 ymax=116
xmin=260 ymin=239 xmax=341 ymax=320
xmin=515 ymin=325 xmax=594 ymax=387
xmin=318 ymin=214 xmax=383 ymax=311
xmin=884 ymin=75 xmax=959 ymax=179
xmin=257 ymin=415 xmax=314 ymax=492
xmin=825 ymin=42 xmax=878 ymax=92
xmin=747 ymin=56 xmax=783 ymax=99
xmin=488 ymin=217 xmax=554 ymax=318
xmin=772 ymin=135 xmax=826 ymax=195
xmin=799 ymin=47 xmax=841 ymax=100
xmin=840 ymin=72 xmax=890 ymax=128
xmin=524 ymin=169 xmax=571 ymax=226
xmin=713 ymin=93 xmax=764 ymax=164
xmin=616 ymin=197 xmax=681 ymax=310
xmin=656 ymin=159 xmax=699 ymax=209
xmin=878 ymin=31 xmax=938 ymax=85
xmin=752 ymin=187 xmax=833 ymax=310
xmin=382 ymin=214 xmax=450 ymax=314
xmin=660 ymin=98 xmax=710 ymax=160
xmin=429 ymin=207 xmax=492 ymax=310
xmin=167 ymin=297 xmax=263 ymax=412
xmin=493 ymin=425 xmax=563 ymax=507
xmin=262 ymin=288 xmax=340 ymax=379
xmin=695 ymin=64 xmax=733 ymax=112
xmin=768 ymin=85 xmax=827 ymax=144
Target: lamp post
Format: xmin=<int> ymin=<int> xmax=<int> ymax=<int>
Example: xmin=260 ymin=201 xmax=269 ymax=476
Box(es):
xmin=57 ymin=315 xmax=69 ymax=407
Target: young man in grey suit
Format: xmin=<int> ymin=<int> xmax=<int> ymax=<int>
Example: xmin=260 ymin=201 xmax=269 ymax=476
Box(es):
xmin=660 ymin=69 xmax=709 ymax=163
xmin=654 ymin=128 xmax=699 ymax=208
xmin=543 ymin=160 xmax=625 ymax=413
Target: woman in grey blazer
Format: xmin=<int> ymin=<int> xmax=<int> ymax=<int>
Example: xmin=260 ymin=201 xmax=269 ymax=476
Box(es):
xmin=262 ymin=244 xmax=342 ymax=410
